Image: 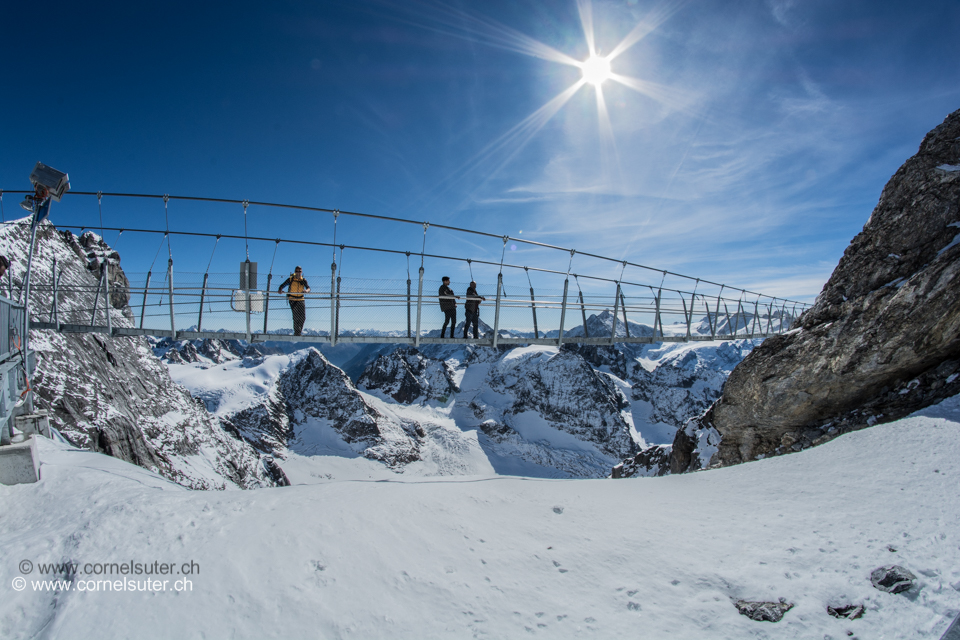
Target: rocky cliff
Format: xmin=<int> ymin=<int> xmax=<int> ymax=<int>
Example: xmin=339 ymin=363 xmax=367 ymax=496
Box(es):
xmin=0 ymin=218 xmax=278 ymax=489
xmin=620 ymin=108 xmax=960 ymax=476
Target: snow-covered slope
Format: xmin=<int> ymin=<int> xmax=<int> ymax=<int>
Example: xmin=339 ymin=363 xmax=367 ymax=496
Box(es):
xmin=3 ymin=396 xmax=958 ymax=639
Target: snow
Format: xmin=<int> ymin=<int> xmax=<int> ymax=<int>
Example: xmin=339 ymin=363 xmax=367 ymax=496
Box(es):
xmin=3 ymin=397 xmax=959 ymax=638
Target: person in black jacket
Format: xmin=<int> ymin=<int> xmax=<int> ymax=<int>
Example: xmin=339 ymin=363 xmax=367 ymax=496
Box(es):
xmin=438 ymin=276 xmax=459 ymax=338
xmin=463 ymin=281 xmax=485 ymax=339
xmin=278 ymin=266 xmax=310 ymax=336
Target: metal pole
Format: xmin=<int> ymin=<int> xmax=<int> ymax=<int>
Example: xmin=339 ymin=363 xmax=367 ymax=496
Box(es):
xmin=49 ymin=258 xmax=57 ymax=325
xmin=751 ymin=300 xmax=759 ymax=338
xmin=722 ymin=301 xmax=732 ymax=336
xmin=22 ymin=200 xmax=48 ymax=383
xmin=609 ymin=284 xmax=621 ymax=344
xmin=167 ymin=259 xmax=176 ymax=340
xmin=765 ymin=300 xmax=774 ymax=335
xmin=330 ymin=262 xmax=337 ymax=345
xmin=681 ymin=293 xmax=691 ymax=340
xmin=105 ymin=259 xmax=112 ymax=336
xmin=91 ymin=263 xmax=104 ymax=326
xmin=492 ymin=273 xmax=503 ymax=348
xmin=529 ymin=285 xmax=539 ymax=339
xmin=406 ymin=277 xmax=412 ymax=338
xmin=414 ymin=267 xmax=424 ymax=348
xmin=140 ymin=271 xmax=152 ymax=329
xmin=263 ymin=273 xmax=272 ymax=335
xmin=557 ymin=278 xmax=569 ymax=348
xmin=334 ymin=275 xmax=341 ymax=345
xmin=579 ymin=290 xmax=588 ymax=338
xmin=244 ymin=262 xmax=252 ymax=344
xmin=653 ymin=288 xmax=662 ymax=340
xmin=198 ymin=272 xmax=209 ymax=331
xmin=619 ymin=290 xmax=630 ymax=339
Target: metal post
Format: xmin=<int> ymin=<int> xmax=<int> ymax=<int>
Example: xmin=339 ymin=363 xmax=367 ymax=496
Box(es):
xmin=334 ymin=276 xmax=341 ymax=345
xmin=91 ymin=263 xmax=104 ymax=326
xmin=406 ymin=277 xmax=412 ymax=338
xmin=244 ymin=261 xmax=252 ymax=344
xmin=49 ymin=258 xmax=58 ymax=326
xmin=198 ymin=273 xmax=209 ymax=331
xmin=751 ymin=300 xmax=759 ymax=338
xmin=703 ymin=296 xmax=720 ymax=340
xmin=619 ymin=290 xmax=630 ymax=339
xmin=722 ymin=301 xmax=732 ymax=336
xmin=681 ymin=293 xmax=692 ymax=340
xmin=263 ymin=273 xmax=272 ymax=335
xmin=167 ymin=259 xmax=176 ymax=340
xmin=22 ymin=200 xmax=48 ymax=384
xmin=557 ymin=278 xmax=569 ymax=348
xmin=653 ymin=288 xmax=662 ymax=340
xmin=609 ymin=284 xmax=621 ymax=344
xmin=330 ymin=262 xmax=337 ymax=345
xmin=140 ymin=271 xmax=152 ymax=329
xmin=579 ymin=290 xmax=589 ymax=338
xmin=105 ymin=259 xmax=112 ymax=336
xmin=414 ymin=267 xmax=424 ymax=348
xmin=765 ymin=300 xmax=774 ymax=335
xmin=779 ymin=300 xmax=788 ymax=333
xmin=529 ymin=285 xmax=539 ymax=339
xmin=492 ymin=273 xmax=503 ymax=348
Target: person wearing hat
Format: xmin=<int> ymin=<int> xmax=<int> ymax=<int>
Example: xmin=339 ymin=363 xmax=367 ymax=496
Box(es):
xmin=463 ymin=280 xmax=485 ymax=340
xmin=278 ymin=266 xmax=310 ymax=336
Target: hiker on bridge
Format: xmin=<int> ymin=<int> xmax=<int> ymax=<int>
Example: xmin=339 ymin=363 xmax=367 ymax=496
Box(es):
xmin=278 ymin=266 xmax=310 ymax=336
xmin=438 ymin=276 xmax=459 ymax=338
xmin=463 ymin=281 xmax=485 ymax=340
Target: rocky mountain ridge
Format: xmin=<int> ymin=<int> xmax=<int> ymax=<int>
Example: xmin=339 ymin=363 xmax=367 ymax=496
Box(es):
xmin=616 ymin=107 xmax=960 ymax=477
xmin=0 ymin=219 xmax=280 ymax=489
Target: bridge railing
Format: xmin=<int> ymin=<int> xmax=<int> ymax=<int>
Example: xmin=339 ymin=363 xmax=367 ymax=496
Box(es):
xmin=26 ymin=271 xmax=802 ymax=345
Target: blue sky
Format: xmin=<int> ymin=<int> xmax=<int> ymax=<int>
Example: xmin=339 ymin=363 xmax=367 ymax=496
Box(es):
xmin=2 ymin=0 xmax=959 ymax=307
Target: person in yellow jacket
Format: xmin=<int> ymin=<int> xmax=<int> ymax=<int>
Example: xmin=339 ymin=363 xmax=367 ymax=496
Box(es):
xmin=278 ymin=266 xmax=311 ymax=336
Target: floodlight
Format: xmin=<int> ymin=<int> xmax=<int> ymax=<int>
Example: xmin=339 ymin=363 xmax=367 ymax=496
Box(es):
xmin=29 ymin=162 xmax=70 ymax=202
xmin=20 ymin=196 xmax=35 ymax=212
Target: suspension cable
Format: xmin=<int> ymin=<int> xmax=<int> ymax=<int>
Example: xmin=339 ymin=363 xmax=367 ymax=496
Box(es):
xmin=269 ymin=239 xmax=280 ymax=274
xmin=567 ymin=249 xmax=576 ymax=276
xmin=243 ymin=200 xmax=250 ymax=261
xmin=205 ymin=235 xmax=221 ymax=273
xmin=420 ymin=222 xmax=429 ymax=269
xmin=467 ymin=259 xmax=474 ymax=281
xmin=332 ymin=209 xmax=340 ymax=263
xmin=0 ymin=188 xmax=805 ymax=301
xmin=97 ymin=191 xmax=104 ymax=240
xmin=149 ymin=233 xmax=168 ymax=273
xmin=163 ymin=195 xmax=172 ymax=261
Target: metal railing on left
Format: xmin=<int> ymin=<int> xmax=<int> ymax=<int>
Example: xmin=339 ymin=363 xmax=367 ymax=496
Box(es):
xmin=0 ymin=295 xmax=33 ymax=448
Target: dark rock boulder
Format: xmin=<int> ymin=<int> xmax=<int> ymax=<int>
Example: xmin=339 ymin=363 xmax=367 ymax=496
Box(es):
xmin=734 ymin=598 xmax=793 ymax=622
xmin=674 ymin=108 xmax=960 ymax=470
xmin=870 ymin=565 xmax=917 ymax=594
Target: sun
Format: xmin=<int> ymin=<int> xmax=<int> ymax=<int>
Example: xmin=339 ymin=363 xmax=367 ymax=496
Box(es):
xmin=580 ymin=55 xmax=611 ymax=86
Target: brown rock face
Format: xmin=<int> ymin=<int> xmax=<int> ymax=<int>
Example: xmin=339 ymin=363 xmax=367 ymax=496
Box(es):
xmin=682 ymin=108 xmax=960 ymax=469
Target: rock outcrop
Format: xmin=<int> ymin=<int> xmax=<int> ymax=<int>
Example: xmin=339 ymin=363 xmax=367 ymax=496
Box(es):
xmin=662 ymin=108 xmax=960 ymax=472
xmin=357 ymin=345 xmax=459 ymax=404
xmin=0 ymin=219 xmax=277 ymax=489
xmin=223 ymin=349 xmax=423 ymax=467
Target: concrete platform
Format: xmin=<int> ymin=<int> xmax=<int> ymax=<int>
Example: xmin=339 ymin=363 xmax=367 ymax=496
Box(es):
xmin=0 ymin=435 xmax=40 ymax=485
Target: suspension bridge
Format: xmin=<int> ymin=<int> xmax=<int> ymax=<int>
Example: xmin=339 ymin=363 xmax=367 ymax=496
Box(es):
xmin=0 ymin=189 xmax=810 ymax=349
